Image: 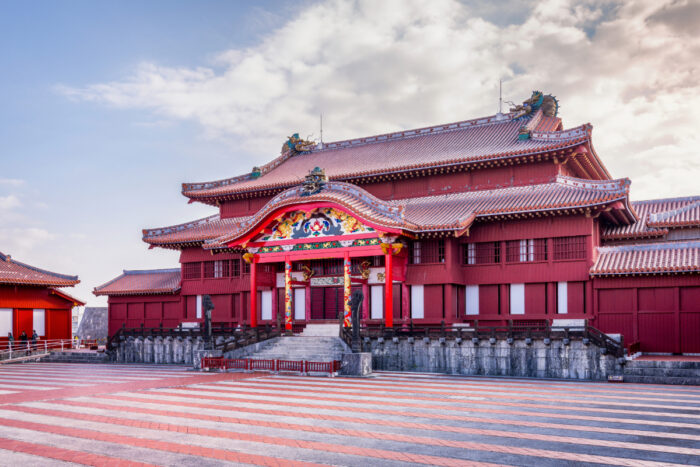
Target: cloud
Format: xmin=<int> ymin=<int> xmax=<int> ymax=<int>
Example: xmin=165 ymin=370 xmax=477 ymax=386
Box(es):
xmin=646 ymin=0 xmax=700 ymax=36
xmin=0 ymin=227 xmax=54 ymax=255
xmin=0 ymin=178 xmax=24 ymax=187
xmin=59 ymin=0 xmax=700 ymax=199
xmin=0 ymin=194 xmax=21 ymax=210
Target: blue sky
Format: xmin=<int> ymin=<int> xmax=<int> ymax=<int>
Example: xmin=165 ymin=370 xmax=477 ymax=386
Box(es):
xmin=1 ymin=0 xmax=698 ymax=306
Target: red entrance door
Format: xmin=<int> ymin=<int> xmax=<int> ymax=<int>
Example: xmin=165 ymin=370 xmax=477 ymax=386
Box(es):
xmin=311 ymin=287 xmax=341 ymax=320
xmin=15 ymin=309 xmax=33 ymax=339
xmin=310 ymin=286 xmax=360 ymax=320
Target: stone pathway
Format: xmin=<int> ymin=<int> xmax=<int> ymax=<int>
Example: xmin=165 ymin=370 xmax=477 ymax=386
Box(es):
xmin=0 ymin=363 xmax=698 ymax=466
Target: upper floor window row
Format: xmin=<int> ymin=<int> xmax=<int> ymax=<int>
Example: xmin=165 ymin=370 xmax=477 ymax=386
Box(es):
xmin=462 ymin=236 xmax=586 ymax=265
xmin=183 ymin=259 xmax=245 ymax=280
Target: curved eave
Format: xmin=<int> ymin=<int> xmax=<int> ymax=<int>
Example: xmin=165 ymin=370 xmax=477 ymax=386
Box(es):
xmin=601 ymin=230 xmax=667 ymax=241
xmin=0 ymin=278 xmax=80 ymax=287
xmin=50 ymin=289 xmax=86 ymax=306
xmin=591 ymin=268 xmax=700 ymax=277
xmin=220 ymin=202 xmax=410 ymax=249
xmin=183 ymin=140 xmax=590 ymax=205
xmin=145 ymin=240 xmax=202 ymax=251
xmin=575 ymin=127 xmax=612 ymax=180
xmin=647 ymin=221 xmax=700 ymax=229
xmin=93 ymin=287 xmax=181 ymax=297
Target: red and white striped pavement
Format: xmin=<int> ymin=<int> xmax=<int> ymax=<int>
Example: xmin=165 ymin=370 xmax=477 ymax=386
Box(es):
xmin=0 ymin=363 xmax=698 ymax=466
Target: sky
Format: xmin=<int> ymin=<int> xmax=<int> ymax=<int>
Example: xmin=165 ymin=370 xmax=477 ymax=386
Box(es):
xmin=1 ymin=0 xmax=699 ymax=306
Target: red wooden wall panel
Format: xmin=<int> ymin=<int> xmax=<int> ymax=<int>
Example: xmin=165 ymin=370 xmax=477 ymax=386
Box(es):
xmin=680 ymin=287 xmax=700 ymax=312
xmin=680 ymin=313 xmax=700 ymax=353
xmin=638 ymin=288 xmax=675 ymax=311
xmin=48 ymin=310 xmax=70 ymax=340
xmin=525 ymin=283 xmax=546 ymax=314
xmin=209 ymin=294 xmax=231 ymax=323
xmin=127 ymin=303 xmax=144 ymax=328
xmin=598 ymin=289 xmax=635 ymax=312
xmin=638 ymin=313 xmax=676 ymax=353
xmin=424 ymin=285 xmax=443 ymax=320
xmin=479 ymin=285 xmax=499 ymax=315
xmin=163 ymin=302 xmax=180 ymax=320
xmin=567 ymin=282 xmax=584 ymax=315
xmin=144 ymin=303 xmax=161 ymax=319
xmin=393 ymin=283 xmax=401 ymax=322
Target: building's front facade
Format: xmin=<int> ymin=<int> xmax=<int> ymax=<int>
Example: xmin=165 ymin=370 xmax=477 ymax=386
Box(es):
xmin=95 ymin=92 xmax=700 ymax=354
xmin=0 ymin=252 xmax=84 ymax=345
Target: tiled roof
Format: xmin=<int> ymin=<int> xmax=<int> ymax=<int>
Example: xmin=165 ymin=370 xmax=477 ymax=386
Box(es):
xmin=93 ymin=269 xmax=181 ymax=296
xmin=591 ymin=241 xmax=700 ymax=276
xmin=182 ymin=109 xmax=601 ymax=202
xmin=603 ymin=196 xmax=700 ymax=240
xmin=394 ymin=175 xmax=633 ymax=231
xmin=189 ymin=176 xmax=633 ymax=248
xmin=142 ymin=214 xmax=249 ymax=249
xmin=0 ymin=252 xmax=79 ymax=287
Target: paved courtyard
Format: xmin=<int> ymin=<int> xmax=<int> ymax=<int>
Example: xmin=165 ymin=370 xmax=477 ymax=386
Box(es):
xmin=0 ymin=363 xmax=697 ymax=466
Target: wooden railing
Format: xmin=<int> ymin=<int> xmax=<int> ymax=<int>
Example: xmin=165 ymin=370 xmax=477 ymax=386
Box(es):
xmin=201 ymin=356 xmax=341 ymax=376
xmin=343 ymin=319 xmax=625 ymax=358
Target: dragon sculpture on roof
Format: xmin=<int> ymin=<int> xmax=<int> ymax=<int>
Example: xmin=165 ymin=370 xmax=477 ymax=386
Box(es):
xmin=282 ymin=133 xmax=316 ymax=154
xmin=510 ymin=91 xmax=559 ymax=119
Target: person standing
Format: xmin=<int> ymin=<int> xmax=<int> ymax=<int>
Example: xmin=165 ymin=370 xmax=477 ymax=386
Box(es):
xmin=31 ymin=330 xmax=38 ymax=348
xmin=19 ymin=331 xmax=27 ymax=356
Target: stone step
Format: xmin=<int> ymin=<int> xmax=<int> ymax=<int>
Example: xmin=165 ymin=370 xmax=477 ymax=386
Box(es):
xmin=299 ymin=324 xmax=340 ymax=337
xmin=621 ymin=375 xmax=700 ymax=385
xmin=239 ymin=335 xmax=348 ymax=362
xmin=626 ymin=360 xmax=700 ymax=369
xmin=624 ymin=368 xmax=700 ymax=377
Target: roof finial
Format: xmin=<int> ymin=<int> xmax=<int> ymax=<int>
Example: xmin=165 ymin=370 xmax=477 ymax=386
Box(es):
xmin=498 ymin=79 xmax=502 ymax=114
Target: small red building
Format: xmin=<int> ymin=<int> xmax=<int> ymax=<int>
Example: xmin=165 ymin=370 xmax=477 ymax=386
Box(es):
xmin=96 ymin=91 xmax=699 ymax=354
xmin=0 ymin=252 xmax=84 ymax=345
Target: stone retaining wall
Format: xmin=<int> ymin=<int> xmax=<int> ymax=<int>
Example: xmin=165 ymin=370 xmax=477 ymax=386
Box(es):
xmin=112 ymin=336 xmax=206 ymax=364
xmin=364 ymin=336 xmax=623 ymax=380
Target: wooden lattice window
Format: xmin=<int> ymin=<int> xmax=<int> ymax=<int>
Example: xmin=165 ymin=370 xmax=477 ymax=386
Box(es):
xmin=231 ymin=259 xmax=241 ymax=277
xmin=410 ymin=240 xmax=445 ymax=264
xmin=553 ymin=236 xmax=586 ymax=260
xmin=505 ymin=239 xmax=547 ymax=263
xmin=243 ymin=260 xmax=250 ymax=274
xmin=182 ymin=262 xmax=201 ymax=280
xmin=463 ymin=242 xmax=500 ymax=265
xmin=203 ymin=261 xmax=215 ymax=278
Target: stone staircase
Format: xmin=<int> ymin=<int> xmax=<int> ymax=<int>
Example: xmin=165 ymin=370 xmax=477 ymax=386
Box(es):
xmin=235 ymin=324 xmax=348 ymax=362
xmin=41 ymin=350 xmax=110 ymax=364
xmin=623 ymin=359 xmax=700 ymax=385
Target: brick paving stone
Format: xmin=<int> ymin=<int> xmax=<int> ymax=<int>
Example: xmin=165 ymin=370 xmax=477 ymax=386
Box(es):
xmin=0 ymin=363 xmax=698 ymax=466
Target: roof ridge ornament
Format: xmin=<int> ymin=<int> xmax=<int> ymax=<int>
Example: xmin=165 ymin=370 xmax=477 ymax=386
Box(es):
xmin=511 ymin=91 xmax=559 ymax=140
xmin=301 ymin=167 xmax=327 ymax=196
xmin=283 ymin=133 xmax=316 ymax=155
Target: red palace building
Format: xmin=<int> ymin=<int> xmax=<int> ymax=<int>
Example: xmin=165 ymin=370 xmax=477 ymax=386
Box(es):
xmin=95 ymin=92 xmax=700 ymax=354
xmin=1 ymin=252 xmax=84 ymax=345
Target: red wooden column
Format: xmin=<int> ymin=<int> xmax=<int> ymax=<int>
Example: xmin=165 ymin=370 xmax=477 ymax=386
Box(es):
xmin=250 ymin=257 xmax=258 ymax=328
xmin=343 ymin=251 xmax=351 ymax=327
xmin=385 ymin=250 xmax=393 ymax=328
xmin=284 ymin=256 xmax=293 ymax=333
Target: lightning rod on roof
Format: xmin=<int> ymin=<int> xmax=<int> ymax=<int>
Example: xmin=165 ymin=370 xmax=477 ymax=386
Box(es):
xmin=319 ymin=113 xmax=323 ymax=149
xmin=498 ymin=79 xmax=503 ymax=114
